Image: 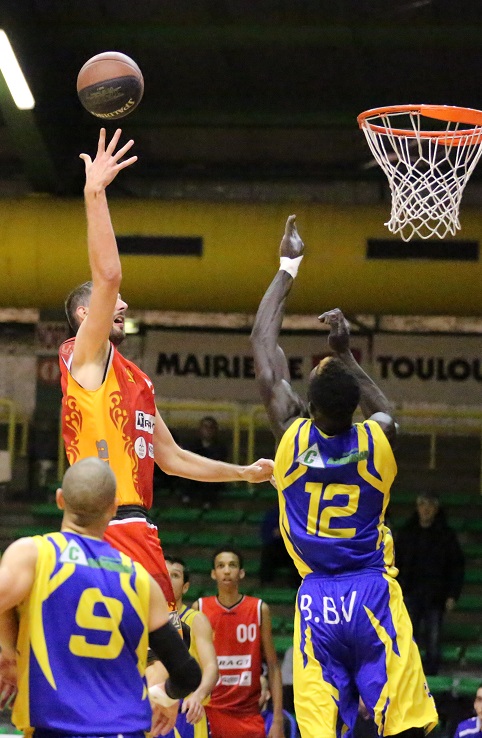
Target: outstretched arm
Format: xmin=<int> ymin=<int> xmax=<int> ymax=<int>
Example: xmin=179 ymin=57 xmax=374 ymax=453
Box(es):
xmin=319 ymin=308 xmax=397 ymax=445
xmin=153 ymin=409 xmax=274 ymax=484
xmin=250 ymin=215 xmax=308 ymax=444
xmin=71 ymin=128 xmax=137 ymax=390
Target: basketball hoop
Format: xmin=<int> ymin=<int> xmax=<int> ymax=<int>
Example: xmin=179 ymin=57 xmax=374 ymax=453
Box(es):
xmin=357 ymin=104 xmax=482 ymax=241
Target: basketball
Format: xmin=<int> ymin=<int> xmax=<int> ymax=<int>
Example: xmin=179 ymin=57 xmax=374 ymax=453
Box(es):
xmin=77 ymin=52 xmax=144 ymax=120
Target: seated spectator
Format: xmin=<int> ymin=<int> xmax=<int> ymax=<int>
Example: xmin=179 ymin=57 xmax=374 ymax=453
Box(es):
xmin=260 ymin=506 xmax=299 ymax=588
xmin=395 ymin=492 xmax=465 ymax=675
xmin=453 ymin=683 xmax=482 ymax=738
xmin=181 ymin=417 xmax=228 ymax=510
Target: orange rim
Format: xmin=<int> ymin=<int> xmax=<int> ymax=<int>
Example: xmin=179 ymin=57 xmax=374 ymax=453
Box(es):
xmin=357 ymin=104 xmax=482 ymax=142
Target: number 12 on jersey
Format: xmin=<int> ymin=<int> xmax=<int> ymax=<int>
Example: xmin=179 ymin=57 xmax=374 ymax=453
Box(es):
xmin=305 ymin=483 xmax=360 ymax=538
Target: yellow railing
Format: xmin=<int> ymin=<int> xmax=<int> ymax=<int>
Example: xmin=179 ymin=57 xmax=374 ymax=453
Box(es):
xmin=55 ymin=402 xmax=482 ymax=493
xmin=0 ymin=399 xmax=17 ymax=475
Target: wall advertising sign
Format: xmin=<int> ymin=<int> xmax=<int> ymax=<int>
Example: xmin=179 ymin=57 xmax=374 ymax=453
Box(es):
xmin=143 ymin=330 xmax=482 ymax=407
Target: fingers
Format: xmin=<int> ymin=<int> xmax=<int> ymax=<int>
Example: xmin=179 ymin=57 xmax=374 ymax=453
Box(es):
xmin=318 ymin=308 xmax=344 ymax=324
xmin=285 ymin=213 xmax=297 ymax=231
xmin=78 ymin=153 xmax=92 ymax=169
xmin=105 ymin=128 xmax=123 ymax=155
xmin=116 ymin=154 xmax=138 ymax=171
xmin=113 ymin=138 xmax=135 ymax=163
xmin=0 ymin=685 xmax=16 ymax=710
xmin=96 ymin=127 xmax=106 ymax=155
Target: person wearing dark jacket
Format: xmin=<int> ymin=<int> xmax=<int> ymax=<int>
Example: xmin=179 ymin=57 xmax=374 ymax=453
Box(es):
xmin=395 ymin=492 xmax=465 ymax=675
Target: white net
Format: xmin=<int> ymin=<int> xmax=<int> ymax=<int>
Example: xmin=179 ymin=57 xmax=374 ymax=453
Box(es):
xmin=359 ymin=108 xmax=482 ymax=241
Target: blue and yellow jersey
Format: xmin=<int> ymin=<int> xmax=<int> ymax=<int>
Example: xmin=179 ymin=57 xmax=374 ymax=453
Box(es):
xmin=164 ymin=606 xmax=210 ymax=738
xmin=13 ymin=531 xmax=151 ymax=735
xmin=179 ymin=606 xmax=210 ymax=707
xmin=274 ymin=418 xmax=397 ymax=579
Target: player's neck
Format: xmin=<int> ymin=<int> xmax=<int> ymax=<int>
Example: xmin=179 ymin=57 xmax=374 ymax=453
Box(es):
xmin=61 ymin=519 xmax=105 ymax=540
xmin=217 ymin=588 xmax=243 ymax=607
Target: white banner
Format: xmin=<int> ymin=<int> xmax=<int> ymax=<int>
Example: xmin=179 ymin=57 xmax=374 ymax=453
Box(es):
xmin=143 ymin=329 xmax=367 ymax=404
xmin=142 ymin=330 xmax=482 ymax=407
xmin=371 ymin=334 xmax=482 ymax=406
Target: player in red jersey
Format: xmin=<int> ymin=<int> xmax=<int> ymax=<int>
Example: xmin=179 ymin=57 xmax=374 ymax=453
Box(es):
xmin=193 ymin=549 xmax=285 ymax=738
xmin=59 ymin=129 xmax=274 ymax=618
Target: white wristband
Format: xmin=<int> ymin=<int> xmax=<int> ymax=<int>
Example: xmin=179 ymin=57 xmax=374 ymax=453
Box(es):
xmin=148 ymin=684 xmax=179 ymax=708
xmin=279 ymin=255 xmax=303 ymax=279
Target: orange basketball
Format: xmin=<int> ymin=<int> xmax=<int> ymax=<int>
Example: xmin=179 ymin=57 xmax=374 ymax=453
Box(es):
xmin=77 ymin=52 xmax=144 ymax=120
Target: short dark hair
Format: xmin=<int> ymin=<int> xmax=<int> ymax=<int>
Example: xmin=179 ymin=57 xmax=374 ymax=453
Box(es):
xmin=308 ymin=357 xmax=360 ymax=422
xmin=164 ymin=555 xmax=190 ymax=583
xmin=212 ymin=548 xmax=244 ymax=570
xmin=65 ymin=281 xmax=93 ymax=332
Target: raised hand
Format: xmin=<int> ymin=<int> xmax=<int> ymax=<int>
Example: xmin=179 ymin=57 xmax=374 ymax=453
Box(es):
xmin=241 ymin=458 xmax=275 ymax=484
xmin=318 ymin=308 xmax=350 ymax=354
xmin=80 ymin=128 xmax=137 ymax=191
xmin=279 ymin=214 xmax=304 ymax=259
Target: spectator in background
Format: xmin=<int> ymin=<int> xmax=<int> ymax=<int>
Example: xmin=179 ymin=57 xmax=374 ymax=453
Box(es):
xmin=395 ymin=492 xmax=465 ymax=675
xmin=182 ymin=417 xmax=228 ymax=510
xmin=192 ymin=549 xmax=285 ymax=738
xmin=453 ymin=683 xmax=482 ymax=738
xmin=260 ymin=506 xmax=299 ymax=589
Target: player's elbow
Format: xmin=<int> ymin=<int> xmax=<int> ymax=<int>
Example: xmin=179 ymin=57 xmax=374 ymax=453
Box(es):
xmin=98 ymin=264 xmax=122 ymax=286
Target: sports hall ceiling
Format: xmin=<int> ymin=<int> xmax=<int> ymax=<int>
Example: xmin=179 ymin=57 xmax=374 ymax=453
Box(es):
xmin=1 ymin=0 xmax=482 ymax=196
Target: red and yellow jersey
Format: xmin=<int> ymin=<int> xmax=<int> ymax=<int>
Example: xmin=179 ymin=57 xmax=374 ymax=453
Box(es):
xmin=199 ymin=595 xmax=263 ymax=716
xmin=59 ymin=338 xmax=156 ymax=509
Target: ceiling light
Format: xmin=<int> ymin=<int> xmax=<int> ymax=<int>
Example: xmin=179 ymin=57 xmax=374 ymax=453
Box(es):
xmin=0 ymin=30 xmax=35 ymax=109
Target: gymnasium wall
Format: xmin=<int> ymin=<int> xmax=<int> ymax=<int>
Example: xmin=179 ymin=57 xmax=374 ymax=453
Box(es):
xmin=0 ymin=197 xmax=481 ymax=315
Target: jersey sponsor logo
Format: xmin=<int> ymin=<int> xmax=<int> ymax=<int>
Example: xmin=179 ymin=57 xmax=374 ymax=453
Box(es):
xmin=125 ymin=367 xmax=135 ymax=383
xmin=297 ymin=443 xmax=325 ymax=468
xmin=239 ymin=670 xmax=252 ymax=686
xmin=220 ymin=675 xmax=240 ymax=686
xmin=297 ymin=444 xmax=369 ymax=468
xmin=148 ymin=443 xmax=154 ymax=458
xmin=60 ymin=540 xmax=89 ymax=566
xmin=135 ymin=437 xmax=147 ymax=459
xmin=327 ymin=449 xmax=369 ymax=466
xmin=59 ymin=541 xmax=133 ymax=574
xmin=135 ymin=411 xmax=155 ymax=433
xmin=217 ymin=655 xmax=252 ymax=670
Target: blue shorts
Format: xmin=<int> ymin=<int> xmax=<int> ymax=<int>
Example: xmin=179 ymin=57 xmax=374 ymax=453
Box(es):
xmin=293 ymin=570 xmax=438 ymax=738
